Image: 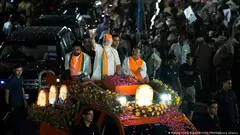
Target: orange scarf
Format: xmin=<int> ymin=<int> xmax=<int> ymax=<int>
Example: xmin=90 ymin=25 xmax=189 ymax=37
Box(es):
xmin=70 ymin=52 xmax=84 ymax=76
xmin=129 ymin=56 xmax=143 ymax=80
xmin=101 ymin=48 xmax=116 ymax=79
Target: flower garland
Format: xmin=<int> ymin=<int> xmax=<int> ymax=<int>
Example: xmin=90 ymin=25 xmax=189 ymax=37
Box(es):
xmin=120 ymin=110 xmax=198 ymax=134
xmin=124 ymin=102 xmax=169 ymax=117
xmin=123 ymin=79 xmax=181 ymax=117
xmin=68 ymin=83 xmax=123 ymax=113
xmin=108 ymin=75 xmax=139 ymax=85
xmin=149 ymin=79 xmax=181 ymax=106
xmin=28 ymin=99 xmax=78 ymax=131
xmin=29 ymin=82 xmax=123 ymax=131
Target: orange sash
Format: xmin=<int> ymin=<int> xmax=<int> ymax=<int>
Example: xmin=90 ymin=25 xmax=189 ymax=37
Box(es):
xmin=70 ymin=52 xmax=84 ymax=76
xmin=101 ymin=48 xmax=116 ymax=79
xmin=129 ymin=57 xmax=143 ymax=80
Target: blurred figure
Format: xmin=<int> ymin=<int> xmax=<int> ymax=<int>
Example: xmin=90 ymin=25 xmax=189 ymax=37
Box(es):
xmin=158 ymin=55 xmax=181 ymax=95
xmin=73 ymin=108 xmax=100 ymax=135
xmin=96 ymin=15 xmax=110 ymax=41
xmin=18 ymin=0 xmax=34 ymax=26
xmin=197 ymin=100 xmax=221 ymax=133
xmin=2 ymin=14 xmax=13 ymax=37
xmin=169 ymin=34 xmax=191 ymax=65
xmin=179 ymin=54 xmax=202 ymax=120
xmin=142 ymin=42 xmax=162 ymax=80
xmin=82 ymin=35 xmax=96 ymax=62
xmin=112 ymin=34 xmax=126 ymax=64
xmin=214 ymin=77 xmax=239 ymax=131
xmin=122 ymin=47 xmax=147 ymax=81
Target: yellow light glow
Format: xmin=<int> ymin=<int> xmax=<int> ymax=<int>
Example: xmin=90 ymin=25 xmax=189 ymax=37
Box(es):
xmin=37 ymin=89 xmax=48 ymax=106
xmin=49 ymin=85 xmax=58 ymax=105
xmin=59 ymin=85 xmax=68 ymax=104
xmin=135 ymin=85 xmax=154 ymax=106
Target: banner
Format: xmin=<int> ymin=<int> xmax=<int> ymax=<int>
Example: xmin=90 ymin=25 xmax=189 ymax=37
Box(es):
xmin=184 ymin=6 xmax=197 ymax=24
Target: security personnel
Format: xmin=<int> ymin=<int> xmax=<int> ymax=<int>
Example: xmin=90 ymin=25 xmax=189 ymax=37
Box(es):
xmin=197 ymin=100 xmax=221 ymax=133
xmin=65 ymin=41 xmax=92 ymax=80
xmin=5 ymin=64 xmax=27 ymax=135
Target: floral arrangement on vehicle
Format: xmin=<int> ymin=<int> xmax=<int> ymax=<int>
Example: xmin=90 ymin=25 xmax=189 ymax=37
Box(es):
xmin=121 ymin=79 xmax=181 ymax=117
xmin=68 ymin=82 xmax=123 ymax=113
xmin=108 ymin=75 xmax=139 ymax=85
xmin=29 ymin=99 xmax=79 ymax=131
xmin=29 ymin=81 xmax=123 ymax=131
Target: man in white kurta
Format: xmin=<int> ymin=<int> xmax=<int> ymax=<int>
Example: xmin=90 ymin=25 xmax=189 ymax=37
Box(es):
xmin=91 ymin=34 xmax=121 ymax=80
xmin=169 ymin=35 xmax=191 ymax=65
xmin=122 ymin=47 xmax=147 ymax=80
xmin=65 ymin=42 xmax=92 ymax=80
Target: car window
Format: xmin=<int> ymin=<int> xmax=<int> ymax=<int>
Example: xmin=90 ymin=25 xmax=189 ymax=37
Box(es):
xmin=0 ymin=44 xmax=57 ymax=61
xmin=101 ymin=115 xmax=120 ymax=135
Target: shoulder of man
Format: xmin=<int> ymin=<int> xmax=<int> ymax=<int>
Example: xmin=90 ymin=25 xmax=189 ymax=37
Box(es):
xmin=83 ymin=52 xmax=90 ymax=59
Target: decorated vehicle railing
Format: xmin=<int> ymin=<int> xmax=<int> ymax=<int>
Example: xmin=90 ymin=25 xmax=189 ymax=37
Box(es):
xmin=28 ymin=75 xmax=198 ymax=135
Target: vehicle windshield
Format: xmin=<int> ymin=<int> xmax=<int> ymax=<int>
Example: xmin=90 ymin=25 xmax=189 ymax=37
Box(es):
xmin=0 ymin=44 xmax=57 ymax=61
xmin=124 ymin=124 xmax=171 ymax=135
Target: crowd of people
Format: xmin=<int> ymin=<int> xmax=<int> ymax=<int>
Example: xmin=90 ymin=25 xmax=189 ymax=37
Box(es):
xmin=1 ymin=0 xmax=240 ymax=134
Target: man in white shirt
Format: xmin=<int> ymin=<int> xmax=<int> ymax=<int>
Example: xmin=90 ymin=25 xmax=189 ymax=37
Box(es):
xmin=122 ymin=47 xmax=147 ymax=81
xmin=169 ymin=35 xmax=191 ymax=65
xmin=64 ymin=41 xmax=92 ymax=80
xmin=142 ymin=42 xmax=162 ymax=79
xmin=91 ymin=34 xmax=121 ymax=80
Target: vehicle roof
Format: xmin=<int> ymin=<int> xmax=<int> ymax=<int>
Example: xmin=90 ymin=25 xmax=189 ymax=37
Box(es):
xmin=38 ymin=14 xmax=77 ymax=27
xmin=6 ymin=26 xmax=69 ymax=45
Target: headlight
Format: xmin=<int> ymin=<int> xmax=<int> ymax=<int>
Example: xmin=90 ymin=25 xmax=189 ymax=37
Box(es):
xmin=160 ymin=94 xmax=171 ymax=102
xmin=0 ymin=80 xmax=5 ymax=84
xmin=117 ymin=96 xmax=127 ymax=106
xmin=56 ymin=78 xmax=60 ymax=83
xmin=135 ymin=85 xmax=154 ymax=106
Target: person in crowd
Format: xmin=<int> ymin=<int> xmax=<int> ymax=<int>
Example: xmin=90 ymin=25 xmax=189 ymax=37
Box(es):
xmin=96 ymin=15 xmax=110 ymax=41
xmin=158 ymin=55 xmax=181 ymax=95
xmin=5 ymin=64 xmax=27 ymax=135
xmin=122 ymin=47 xmax=147 ymax=81
xmin=169 ymin=34 xmax=191 ymax=65
xmin=179 ymin=54 xmax=202 ymax=120
xmin=73 ymin=108 xmax=100 ymax=135
xmin=64 ymin=41 xmax=92 ymax=81
xmin=82 ymin=34 xmax=96 ymax=72
xmin=0 ymin=0 xmax=13 ymax=27
xmin=195 ymin=37 xmax=216 ymax=95
xmin=142 ymin=42 xmax=162 ymax=80
xmin=112 ymin=33 xmax=126 ymax=64
xmin=214 ymin=77 xmax=239 ymax=131
xmin=91 ymin=34 xmax=121 ymax=80
xmin=2 ymin=14 xmax=12 ymax=37
xmin=197 ymin=100 xmax=221 ymax=132
xmin=109 ymin=8 xmax=121 ymax=29
xmin=18 ymin=0 xmax=34 ymax=26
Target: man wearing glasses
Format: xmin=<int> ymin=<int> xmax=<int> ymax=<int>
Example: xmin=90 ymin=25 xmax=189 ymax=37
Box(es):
xmin=197 ymin=100 xmax=221 ymax=133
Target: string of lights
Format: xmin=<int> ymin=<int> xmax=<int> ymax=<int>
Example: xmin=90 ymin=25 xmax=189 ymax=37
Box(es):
xmin=150 ymin=0 xmax=161 ymax=29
